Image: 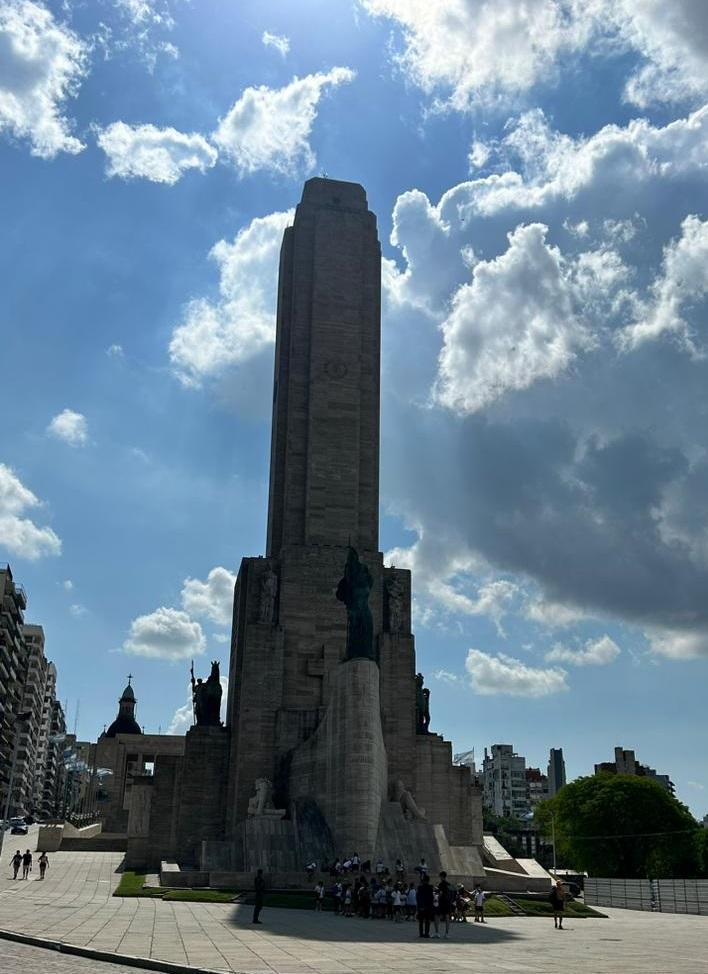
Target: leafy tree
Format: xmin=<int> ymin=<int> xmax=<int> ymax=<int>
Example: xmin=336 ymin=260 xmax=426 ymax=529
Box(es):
xmin=534 ymin=775 xmax=701 ymax=878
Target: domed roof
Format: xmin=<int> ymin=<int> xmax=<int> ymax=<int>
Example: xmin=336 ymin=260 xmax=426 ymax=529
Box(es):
xmin=105 ymin=714 xmax=142 ymax=738
xmin=120 ymin=682 xmax=135 ymax=702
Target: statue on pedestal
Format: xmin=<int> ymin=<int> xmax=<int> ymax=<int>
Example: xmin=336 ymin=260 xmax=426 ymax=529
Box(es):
xmin=190 ymin=660 xmax=222 ymax=727
xmin=259 ymin=565 xmax=279 ymax=624
xmin=336 ymin=547 xmax=374 ymax=662
xmin=415 ymin=672 xmax=431 ymax=734
xmin=247 ymin=778 xmax=286 ymax=819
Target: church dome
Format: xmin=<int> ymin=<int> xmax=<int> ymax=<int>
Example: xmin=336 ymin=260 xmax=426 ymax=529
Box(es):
xmin=103 ymin=675 xmax=141 ymax=737
xmin=105 ymin=714 xmax=142 ymax=738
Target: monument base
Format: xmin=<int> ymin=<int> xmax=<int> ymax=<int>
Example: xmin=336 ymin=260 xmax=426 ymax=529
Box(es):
xmin=176 ymin=725 xmax=229 ymax=864
xmin=289 ymin=657 xmax=387 ymax=862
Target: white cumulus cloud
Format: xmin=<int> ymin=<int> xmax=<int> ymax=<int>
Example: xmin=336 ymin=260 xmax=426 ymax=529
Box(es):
xmin=212 ymin=67 xmax=355 ymax=176
xmin=545 ymin=634 xmax=621 ymax=666
xmin=435 ymin=224 xmax=623 ymax=414
xmin=465 ymin=648 xmax=569 ymax=697
xmin=96 ymin=121 xmax=218 ymax=184
xmin=0 ymin=0 xmax=87 ymax=158
xmin=180 ymin=566 xmax=236 ymax=627
xmin=0 ymin=463 xmax=61 ymax=560
xmin=122 ymin=606 xmax=205 ymax=660
xmin=169 ymin=208 xmax=293 ymax=385
xmin=47 ymin=408 xmax=88 ymax=446
xmin=262 ymin=30 xmax=289 ymax=57
xmin=618 ymin=215 xmax=708 ymax=355
xmin=645 ymin=626 xmax=708 ymax=660
xmin=360 ymin=0 xmax=590 ymax=110
xmin=360 ymin=1 xmax=708 ymax=110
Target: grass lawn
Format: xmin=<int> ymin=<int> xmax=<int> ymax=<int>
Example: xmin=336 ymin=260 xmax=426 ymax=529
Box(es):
xmin=482 ymin=897 xmax=515 ymax=917
xmin=511 ymin=897 xmax=606 ymax=918
xmin=114 ymin=871 xmax=240 ymax=903
xmin=114 ymin=874 xmax=606 ymax=917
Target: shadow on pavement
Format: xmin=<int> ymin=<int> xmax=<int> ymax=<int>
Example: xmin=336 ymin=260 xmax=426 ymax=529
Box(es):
xmin=226 ymin=904 xmax=522 ymax=944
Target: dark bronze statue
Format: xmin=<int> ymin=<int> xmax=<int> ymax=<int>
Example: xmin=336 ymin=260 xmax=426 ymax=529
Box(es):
xmin=415 ymin=672 xmax=430 ymax=734
xmin=191 ymin=660 xmax=222 ymax=726
xmin=336 ymin=547 xmax=375 ymax=662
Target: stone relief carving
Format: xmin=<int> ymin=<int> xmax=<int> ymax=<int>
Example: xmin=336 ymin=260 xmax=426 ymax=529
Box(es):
xmin=391 ymin=779 xmax=426 ymax=821
xmin=247 ymin=778 xmax=286 ymax=819
xmin=259 ymin=566 xmax=279 ymax=624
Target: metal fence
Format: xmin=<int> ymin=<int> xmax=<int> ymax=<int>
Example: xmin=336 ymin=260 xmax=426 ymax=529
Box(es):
xmin=585 ymin=877 xmax=708 ymax=915
xmin=585 ymin=877 xmax=654 ymax=911
xmin=656 ymin=879 xmax=708 ymax=915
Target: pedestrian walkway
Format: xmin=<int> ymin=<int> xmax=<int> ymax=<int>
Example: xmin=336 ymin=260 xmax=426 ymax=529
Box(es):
xmin=1 ymin=833 xmax=707 ymax=973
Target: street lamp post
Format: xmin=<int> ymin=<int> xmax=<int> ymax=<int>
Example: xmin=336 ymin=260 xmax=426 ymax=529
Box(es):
xmin=0 ymin=711 xmax=32 ymax=859
xmin=550 ymin=810 xmax=557 ymax=876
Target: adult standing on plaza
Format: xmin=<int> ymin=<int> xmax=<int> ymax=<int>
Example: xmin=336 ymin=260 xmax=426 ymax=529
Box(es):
xmin=38 ymin=852 xmax=49 ymax=880
xmin=550 ymin=880 xmax=567 ymax=929
xmin=252 ymin=868 xmax=265 ymax=924
xmin=314 ymin=880 xmax=325 ymax=911
xmin=21 ymin=850 xmax=32 ymax=880
xmin=416 ymin=875 xmax=434 ymax=939
xmin=10 ymin=850 xmax=22 ymax=879
xmin=434 ymin=871 xmax=452 ymax=938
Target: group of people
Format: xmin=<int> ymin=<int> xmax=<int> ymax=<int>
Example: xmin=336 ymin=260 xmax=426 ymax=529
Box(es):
xmin=312 ymin=855 xmax=431 ymax=882
xmin=9 ymin=849 xmax=49 ymax=880
xmin=315 ymin=870 xmax=488 ymax=935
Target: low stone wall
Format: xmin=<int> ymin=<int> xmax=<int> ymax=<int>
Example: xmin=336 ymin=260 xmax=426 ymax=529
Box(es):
xmin=36 ymin=825 xmax=64 ymax=852
xmin=61 ymin=832 xmax=127 ymax=852
xmin=37 ymin=822 xmax=104 ymax=852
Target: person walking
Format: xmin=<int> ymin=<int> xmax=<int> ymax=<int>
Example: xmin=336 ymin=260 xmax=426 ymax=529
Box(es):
xmin=252 ymin=868 xmax=265 ymax=924
xmin=473 ymin=884 xmax=486 ymax=923
xmin=333 ymin=880 xmax=343 ymax=915
xmin=550 ymin=880 xmax=567 ymax=929
xmin=38 ymin=852 xmax=49 ymax=880
xmin=416 ymin=875 xmax=434 ymax=939
xmin=314 ymin=880 xmax=325 ymax=911
xmin=10 ymin=851 xmax=22 ymax=879
xmin=21 ymin=850 xmax=32 ymax=880
xmin=435 ymin=871 xmax=452 ymax=938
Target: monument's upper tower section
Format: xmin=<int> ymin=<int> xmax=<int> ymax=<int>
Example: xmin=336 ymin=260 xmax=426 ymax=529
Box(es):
xmin=266 ymin=178 xmax=381 ymax=556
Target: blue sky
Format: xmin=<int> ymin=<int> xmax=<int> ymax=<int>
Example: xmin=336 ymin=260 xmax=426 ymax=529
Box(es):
xmin=2 ymin=0 xmax=708 ymax=815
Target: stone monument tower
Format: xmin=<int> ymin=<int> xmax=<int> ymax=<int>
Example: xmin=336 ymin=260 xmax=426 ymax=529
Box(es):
xmin=219 ymin=178 xmax=483 ymax=878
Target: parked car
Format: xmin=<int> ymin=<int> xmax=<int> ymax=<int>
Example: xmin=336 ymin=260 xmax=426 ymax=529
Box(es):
xmin=10 ymin=822 xmax=28 ymax=835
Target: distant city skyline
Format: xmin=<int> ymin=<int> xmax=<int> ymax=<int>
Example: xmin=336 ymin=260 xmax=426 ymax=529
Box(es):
xmin=2 ymin=0 xmax=708 ymax=818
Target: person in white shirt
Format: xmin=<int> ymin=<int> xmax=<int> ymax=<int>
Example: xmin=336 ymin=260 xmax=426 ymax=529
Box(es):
xmin=405 ymin=883 xmax=417 ymax=920
xmin=473 ymin=885 xmax=486 ymax=923
xmin=314 ymin=881 xmax=325 ymax=911
xmin=392 ymin=886 xmax=404 ymax=922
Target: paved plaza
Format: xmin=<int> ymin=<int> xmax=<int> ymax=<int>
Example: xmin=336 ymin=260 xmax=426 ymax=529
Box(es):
xmin=2 ymin=833 xmax=708 ymax=974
